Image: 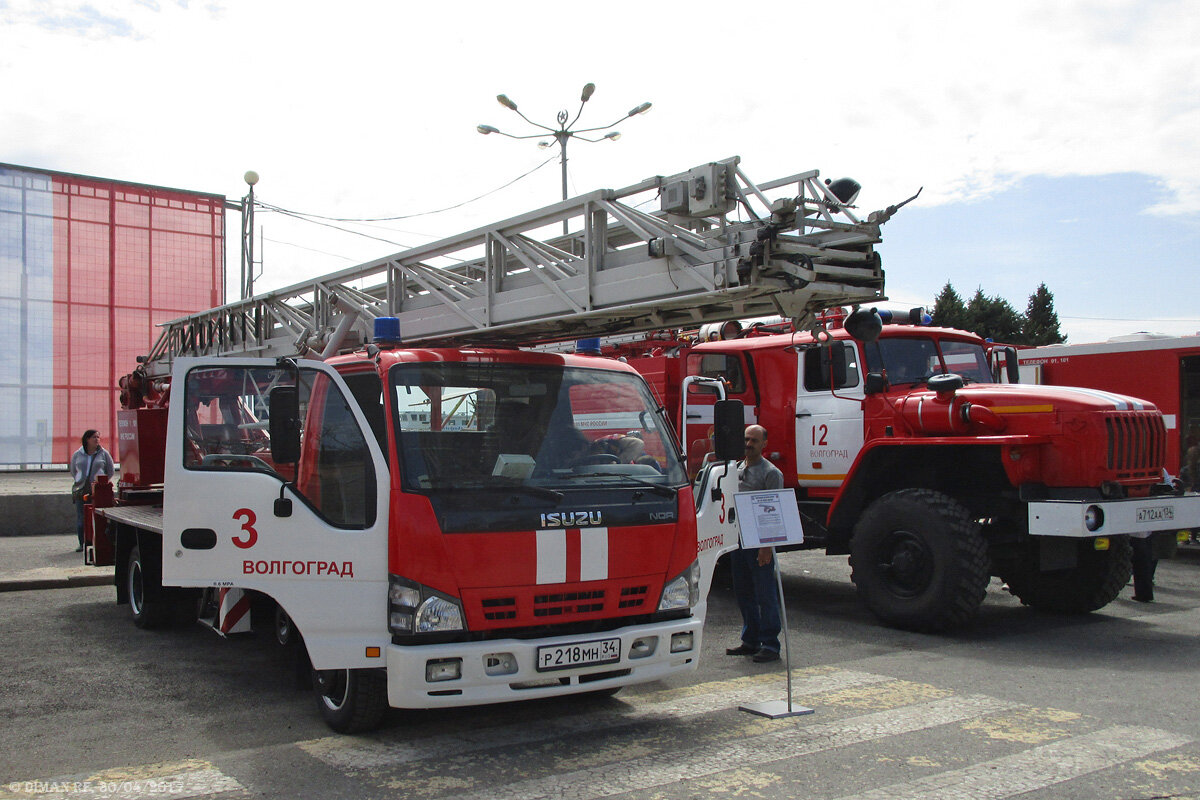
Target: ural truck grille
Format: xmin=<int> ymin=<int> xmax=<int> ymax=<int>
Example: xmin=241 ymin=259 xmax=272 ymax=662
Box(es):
xmin=1104 ymin=412 xmax=1166 ymax=478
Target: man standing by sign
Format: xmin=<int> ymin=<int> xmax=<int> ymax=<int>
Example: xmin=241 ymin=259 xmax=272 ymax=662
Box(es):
xmin=726 ymin=424 xmax=785 ymax=663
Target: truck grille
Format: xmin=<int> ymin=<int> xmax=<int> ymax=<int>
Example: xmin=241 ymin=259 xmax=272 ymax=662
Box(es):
xmin=1104 ymin=412 xmax=1166 ymax=478
xmin=468 ymin=581 xmax=654 ymax=628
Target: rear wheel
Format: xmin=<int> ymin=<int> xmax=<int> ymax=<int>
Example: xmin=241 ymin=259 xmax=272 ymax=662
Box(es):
xmin=128 ymin=544 xmax=170 ymax=629
xmin=1000 ymin=536 xmax=1132 ymax=614
xmin=312 ymin=668 xmax=388 ymax=733
xmin=850 ymin=489 xmax=990 ymax=632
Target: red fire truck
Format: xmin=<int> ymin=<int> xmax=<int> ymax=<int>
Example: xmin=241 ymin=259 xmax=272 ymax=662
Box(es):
xmin=609 ymin=312 xmax=1200 ymax=633
xmin=1011 ymin=334 xmax=1200 ymax=487
xmin=82 ymin=157 xmax=897 ymax=732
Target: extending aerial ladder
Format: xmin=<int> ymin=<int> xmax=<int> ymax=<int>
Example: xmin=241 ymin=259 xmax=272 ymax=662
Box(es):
xmin=137 ymin=156 xmax=913 ymax=378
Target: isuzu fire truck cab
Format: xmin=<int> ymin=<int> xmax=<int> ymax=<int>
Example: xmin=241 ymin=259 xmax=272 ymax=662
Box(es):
xmin=144 ymin=339 xmax=715 ymax=731
xmin=625 ymin=311 xmax=1200 ymax=632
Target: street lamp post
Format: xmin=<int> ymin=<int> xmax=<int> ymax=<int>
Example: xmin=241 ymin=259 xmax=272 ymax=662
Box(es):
xmin=240 ymin=170 xmax=260 ymax=300
xmin=478 ymin=83 xmax=652 ymax=234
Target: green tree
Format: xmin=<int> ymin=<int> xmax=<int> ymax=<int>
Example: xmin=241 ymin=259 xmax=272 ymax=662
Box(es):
xmin=931 ymin=282 xmax=970 ymax=330
xmin=966 ymin=287 xmax=1024 ymax=342
xmin=1022 ymin=283 xmax=1066 ymax=345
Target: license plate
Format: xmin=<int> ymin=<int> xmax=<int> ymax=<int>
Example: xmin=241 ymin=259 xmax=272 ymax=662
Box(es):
xmin=1137 ymin=505 xmax=1174 ymax=523
xmin=536 ymin=638 xmax=620 ymax=672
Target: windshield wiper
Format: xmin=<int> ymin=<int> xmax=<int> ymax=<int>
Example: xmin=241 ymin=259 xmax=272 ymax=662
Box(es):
xmin=565 ymin=472 xmax=678 ymax=498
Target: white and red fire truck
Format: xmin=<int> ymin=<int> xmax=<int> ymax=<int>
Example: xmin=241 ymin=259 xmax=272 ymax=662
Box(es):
xmin=82 ymin=157 xmax=898 ymax=732
xmin=598 ymin=311 xmax=1200 ymax=632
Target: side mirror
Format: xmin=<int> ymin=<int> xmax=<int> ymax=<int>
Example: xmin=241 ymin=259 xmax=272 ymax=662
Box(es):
xmin=864 ymin=372 xmax=889 ymax=395
xmin=712 ymin=400 xmax=745 ymax=461
xmin=1004 ymin=346 xmax=1020 ymax=384
xmin=269 ymin=385 xmax=301 ymax=464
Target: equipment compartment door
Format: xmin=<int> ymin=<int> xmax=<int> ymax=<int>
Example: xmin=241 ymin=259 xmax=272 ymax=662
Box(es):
xmin=162 ymin=358 xmax=389 ymax=669
xmin=794 ymin=343 xmax=865 ymax=489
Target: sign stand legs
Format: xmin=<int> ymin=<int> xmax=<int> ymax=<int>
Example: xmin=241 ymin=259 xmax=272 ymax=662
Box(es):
xmin=739 ymin=553 xmax=814 ymax=719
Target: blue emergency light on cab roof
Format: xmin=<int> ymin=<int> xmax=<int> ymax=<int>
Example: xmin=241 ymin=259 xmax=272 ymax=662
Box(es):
xmin=374 ymin=316 xmax=402 ymax=344
xmin=876 ymin=307 xmax=932 ymax=326
xmin=575 ymin=338 xmax=601 ymax=355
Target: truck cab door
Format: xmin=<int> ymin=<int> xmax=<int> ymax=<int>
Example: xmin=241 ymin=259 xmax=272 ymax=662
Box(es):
xmin=794 ymin=342 xmax=865 ymax=489
xmin=162 ymin=357 xmax=389 ymax=670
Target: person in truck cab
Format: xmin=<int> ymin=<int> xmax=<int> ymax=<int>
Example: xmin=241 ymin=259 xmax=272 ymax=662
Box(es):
xmin=726 ymin=424 xmax=785 ymax=663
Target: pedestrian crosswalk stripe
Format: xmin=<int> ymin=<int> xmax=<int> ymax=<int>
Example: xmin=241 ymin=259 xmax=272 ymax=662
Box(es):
xmin=3 ymin=761 xmax=242 ymax=800
xmin=833 ymin=725 xmax=1191 ymax=800
xmin=298 ymin=668 xmax=894 ymax=770
xmin=447 ymin=694 xmax=1018 ymax=800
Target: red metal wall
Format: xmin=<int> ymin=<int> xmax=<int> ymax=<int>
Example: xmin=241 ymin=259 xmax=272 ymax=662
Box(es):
xmin=0 ymin=165 xmax=224 ymax=466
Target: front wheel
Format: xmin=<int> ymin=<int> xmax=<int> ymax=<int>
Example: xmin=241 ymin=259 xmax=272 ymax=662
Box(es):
xmin=999 ymin=536 xmax=1132 ymax=614
xmin=312 ymin=668 xmax=388 ymax=733
xmin=850 ymin=489 xmax=990 ymax=632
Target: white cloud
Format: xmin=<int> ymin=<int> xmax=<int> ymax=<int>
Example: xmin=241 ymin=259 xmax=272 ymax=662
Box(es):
xmin=3 ymin=0 xmax=1198 ymax=307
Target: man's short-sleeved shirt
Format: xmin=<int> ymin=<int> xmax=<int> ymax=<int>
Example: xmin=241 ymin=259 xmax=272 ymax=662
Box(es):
xmin=738 ymin=458 xmax=784 ymax=491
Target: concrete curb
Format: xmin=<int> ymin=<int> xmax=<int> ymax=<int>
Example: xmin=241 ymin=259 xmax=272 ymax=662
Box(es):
xmin=0 ymin=571 xmax=113 ymax=593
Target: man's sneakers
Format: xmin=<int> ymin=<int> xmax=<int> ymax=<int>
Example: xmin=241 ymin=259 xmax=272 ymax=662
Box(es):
xmin=726 ymin=643 xmax=780 ymax=662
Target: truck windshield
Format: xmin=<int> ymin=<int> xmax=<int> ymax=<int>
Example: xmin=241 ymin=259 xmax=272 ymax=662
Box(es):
xmin=864 ymin=337 xmax=991 ymax=385
xmin=390 ymin=362 xmax=686 ymax=495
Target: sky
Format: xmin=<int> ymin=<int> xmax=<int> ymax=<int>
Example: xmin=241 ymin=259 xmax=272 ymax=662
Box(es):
xmin=2 ymin=0 xmax=1198 ymax=345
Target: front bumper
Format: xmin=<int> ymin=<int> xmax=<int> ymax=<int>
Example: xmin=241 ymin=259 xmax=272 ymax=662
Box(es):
xmin=385 ymin=615 xmax=703 ymax=709
xmin=1028 ymin=492 xmax=1200 ymax=538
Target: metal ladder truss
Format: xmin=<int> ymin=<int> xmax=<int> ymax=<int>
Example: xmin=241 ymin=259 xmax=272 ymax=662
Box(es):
xmin=141 ymin=156 xmax=894 ymax=377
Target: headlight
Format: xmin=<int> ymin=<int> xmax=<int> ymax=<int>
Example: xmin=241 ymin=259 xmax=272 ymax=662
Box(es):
xmin=390 ymin=575 xmax=465 ymax=635
xmin=658 ymin=560 xmax=700 ymax=611
xmin=416 ymin=595 xmax=464 ymax=633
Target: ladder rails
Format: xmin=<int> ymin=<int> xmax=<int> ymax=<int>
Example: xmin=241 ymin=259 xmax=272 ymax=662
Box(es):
xmin=139 ymin=156 xmax=895 ymax=378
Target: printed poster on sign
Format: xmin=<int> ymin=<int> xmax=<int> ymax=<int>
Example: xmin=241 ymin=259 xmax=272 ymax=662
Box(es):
xmin=734 ymin=490 xmax=804 ymax=549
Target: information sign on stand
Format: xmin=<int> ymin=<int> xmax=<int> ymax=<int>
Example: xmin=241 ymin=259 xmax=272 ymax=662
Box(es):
xmin=733 ymin=490 xmax=813 ymax=720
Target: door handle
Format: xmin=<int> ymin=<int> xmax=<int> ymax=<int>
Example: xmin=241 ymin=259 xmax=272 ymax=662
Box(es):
xmin=181 ymin=528 xmax=217 ymax=550
xmin=795 ymin=412 xmax=812 ymax=418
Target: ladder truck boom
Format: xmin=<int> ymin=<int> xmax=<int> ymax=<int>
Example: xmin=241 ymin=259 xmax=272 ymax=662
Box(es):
xmin=139 ymin=156 xmax=896 ymax=378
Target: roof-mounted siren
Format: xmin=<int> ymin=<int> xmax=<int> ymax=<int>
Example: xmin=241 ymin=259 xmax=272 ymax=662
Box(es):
xmin=843 ymin=308 xmax=883 ymax=343
xmin=374 ymin=316 xmax=403 ymax=346
xmin=877 ymin=307 xmax=932 ymax=326
xmin=698 ymin=320 xmax=743 ymax=342
xmin=824 ymin=177 xmax=862 ymax=207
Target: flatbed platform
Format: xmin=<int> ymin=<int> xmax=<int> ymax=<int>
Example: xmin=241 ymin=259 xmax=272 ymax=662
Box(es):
xmin=95 ymin=505 xmax=164 ymax=535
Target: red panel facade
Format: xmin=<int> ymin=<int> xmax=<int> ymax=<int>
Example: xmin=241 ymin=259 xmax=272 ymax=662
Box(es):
xmin=1 ymin=164 xmax=225 ymax=466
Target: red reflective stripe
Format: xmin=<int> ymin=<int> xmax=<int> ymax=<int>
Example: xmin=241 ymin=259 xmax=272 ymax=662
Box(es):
xmin=566 ymin=529 xmax=581 ymax=584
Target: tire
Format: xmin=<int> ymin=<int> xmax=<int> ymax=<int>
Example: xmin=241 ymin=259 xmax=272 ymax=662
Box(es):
xmin=127 ymin=544 xmax=170 ymax=630
xmin=312 ymin=668 xmax=388 ymax=734
xmin=849 ymin=489 xmax=990 ymax=632
xmin=1000 ymin=536 xmax=1132 ymax=614
xmin=274 ymin=604 xmax=295 ymax=647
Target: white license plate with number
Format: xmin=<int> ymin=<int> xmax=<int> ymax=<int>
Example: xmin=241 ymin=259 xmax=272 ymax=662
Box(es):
xmin=536 ymin=638 xmax=620 ymax=672
xmin=1137 ymin=505 xmax=1174 ymax=523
